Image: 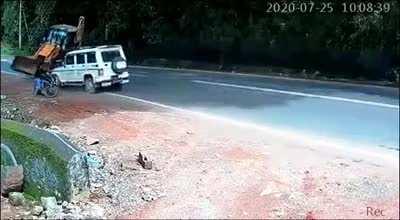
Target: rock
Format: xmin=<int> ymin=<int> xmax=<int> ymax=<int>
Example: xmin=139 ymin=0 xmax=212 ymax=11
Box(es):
xmin=311 ymin=70 xmax=321 ymax=78
xmin=86 ymin=137 xmax=99 ymax=145
xmin=339 ymin=162 xmax=350 ymax=167
xmin=86 ymin=153 xmax=104 ymax=169
xmin=90 ymin=182 xmax=103 ymax=189
xmin=1 ymin=165 xmax=24 ymax=195
xmin=63 ymin=213 xmax=83 ymax=220
xmin=30 ymin=119 xmax=38 ymax=127
xmin=21 ymin=211 xmax=32 ymax=217
xmin=141 ymin=186 xmax=158 ymax=202
xmin=142 ymin=194 xmax=154 ymax=202
xmin=272 ymin=208 xmax=285 ymax=218
xmin=31 ymin=206 xmax=44 ymax=216
xmin=87 ymin=150 xmax=97 ymax=155
xmin=9 ymin=192 xmax=25 ymax=206
xmin=44 ymin=210 xmax=64 ymax=220
xmin=82 ymin=203 xmax=105 ymax=219
xmin=65 ymin=203 xmax=81 ymax=213
xmin=61 ymin=201 xmax=69 ymax=208
xmin=138 ymin=152 xmax=152 ymax=170
xmin=49 ymin=125 xmax=62 ymax=132
xmin=40 ymin=196 xmax=58 ymax=211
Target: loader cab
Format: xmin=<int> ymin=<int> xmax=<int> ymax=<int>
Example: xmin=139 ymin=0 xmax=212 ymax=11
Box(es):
xmin=42 ymin=25 xmax=78 ymax=51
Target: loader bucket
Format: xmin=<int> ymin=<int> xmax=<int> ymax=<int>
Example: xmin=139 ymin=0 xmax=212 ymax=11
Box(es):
xmin=11 ymin=56 xmax=40 ymax=75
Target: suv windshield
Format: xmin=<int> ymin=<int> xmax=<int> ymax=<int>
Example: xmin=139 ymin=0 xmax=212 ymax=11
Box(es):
xmin=101 ymin=50 xmax=121 ymax=62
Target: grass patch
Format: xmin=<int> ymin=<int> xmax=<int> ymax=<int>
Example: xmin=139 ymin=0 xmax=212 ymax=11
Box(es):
xmin=1 ymin=42 xmax=31 ymax=58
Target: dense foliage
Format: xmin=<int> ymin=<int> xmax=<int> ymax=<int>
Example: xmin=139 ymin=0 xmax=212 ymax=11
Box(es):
xmin=1 ymin=0 xmax=399 ymax=80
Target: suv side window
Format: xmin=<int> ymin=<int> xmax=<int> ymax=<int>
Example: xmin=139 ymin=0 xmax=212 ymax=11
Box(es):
xmin=76 ymin=53 xmax=85 ymax=64
xmin=87 ymin=52 xmax=96 ymax=63
xmin=101 ymin=50 xmax=120 ymax=62
xmin=66 ymin=55 xmax=74 ymax=65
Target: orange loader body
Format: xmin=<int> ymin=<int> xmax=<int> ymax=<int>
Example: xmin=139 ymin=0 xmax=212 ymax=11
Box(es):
xmin=12 ymin=43 xmax=60 ymax=75
xmin=11 ymin=16 xmax=84 ymax=75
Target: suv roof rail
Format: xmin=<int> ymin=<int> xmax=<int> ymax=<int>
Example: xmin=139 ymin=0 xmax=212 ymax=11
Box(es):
xmin=97 ymin=45 xmax=121 ymax=49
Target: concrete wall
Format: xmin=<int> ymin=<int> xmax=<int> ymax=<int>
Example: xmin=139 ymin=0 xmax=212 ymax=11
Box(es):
xmin=0 ymin=119 xmax=88 ymax=201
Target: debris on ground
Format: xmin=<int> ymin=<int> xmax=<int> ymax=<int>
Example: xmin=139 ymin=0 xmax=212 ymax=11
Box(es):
xmin=0 ymin=95 xmax=49 ymax=127
xmin=86 ymin=137 xmax=100 ymax=145
xmin=138 ymin=152 xmax=152 ymax=170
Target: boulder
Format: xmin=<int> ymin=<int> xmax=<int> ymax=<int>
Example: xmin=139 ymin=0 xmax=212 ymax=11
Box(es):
xmin=82 ymin=203 xmax=105 ymax=219
xmin=41 ymin=196 xmax=58 ymax=212
xmin=31 ymin=205 xmax=44 ymax=216
xmin=1 ymin=165 xmax=24 ymax=195
xmin=9 ymin=192 xmax=25 ymax=206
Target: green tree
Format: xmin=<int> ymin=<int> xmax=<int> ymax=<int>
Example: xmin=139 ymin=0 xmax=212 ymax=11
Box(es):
xmin=1 ymin=0 xmax=19 ymax=47
xmin=25 ymin=0 xmax=56 ymax=49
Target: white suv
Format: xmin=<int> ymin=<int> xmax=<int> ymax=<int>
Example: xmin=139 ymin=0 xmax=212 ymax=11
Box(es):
xmin=51 ymin=45 xmax=129 ymax=93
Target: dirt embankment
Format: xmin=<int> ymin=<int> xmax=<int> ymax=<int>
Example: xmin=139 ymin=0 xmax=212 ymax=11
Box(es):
xmin=1 ymin=74 xmax=399 ymax=219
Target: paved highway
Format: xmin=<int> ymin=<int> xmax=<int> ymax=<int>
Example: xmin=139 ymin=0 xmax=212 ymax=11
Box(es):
xmin=2 ymin=59 xmax=399 ymax=151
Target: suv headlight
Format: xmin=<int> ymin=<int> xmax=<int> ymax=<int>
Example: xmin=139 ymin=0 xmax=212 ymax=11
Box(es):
xmin=98 ymin=69 xmax=104 ymax=76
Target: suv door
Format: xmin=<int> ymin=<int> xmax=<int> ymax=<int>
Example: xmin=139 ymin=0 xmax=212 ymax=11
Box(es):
xmin=75 ymin=53 xmax=86 ymax=81
xmin=60 ymin=54 xmax=76 ymax=82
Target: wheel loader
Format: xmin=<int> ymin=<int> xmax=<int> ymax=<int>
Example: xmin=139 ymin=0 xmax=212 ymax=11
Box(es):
xmin=11 ymin=16 xmax=85 ymax=75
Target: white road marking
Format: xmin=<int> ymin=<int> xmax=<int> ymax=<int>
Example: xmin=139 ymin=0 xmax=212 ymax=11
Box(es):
xmin=105 ymin=92 xmax=398 ymax=162
xmin=193 ymin=80 xmax=399 ymax=109
xmin=1 ymin=59 xmax=18 ymax=75
xmin=1 ymin=70 xmax=18 ymax=76
xmin=1 ymin=59 xmax=12 ymax=63
xmin=133 ymin=73 xmax=148 ymax=77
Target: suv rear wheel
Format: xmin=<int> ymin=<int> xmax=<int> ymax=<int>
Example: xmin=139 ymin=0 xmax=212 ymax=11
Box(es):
xmin=112 ymin=82 xmax=123 ymax=91
xmin=84 ymin=76 xmax=96 ymax=93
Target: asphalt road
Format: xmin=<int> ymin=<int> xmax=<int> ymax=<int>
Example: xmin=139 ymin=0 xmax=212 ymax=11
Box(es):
xmin=1 ymin=59 xmax=399 ymax=151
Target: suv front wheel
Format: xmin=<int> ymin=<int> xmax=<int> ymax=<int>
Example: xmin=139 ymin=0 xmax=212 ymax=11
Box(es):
xmin=84 ymin=76 xmax=96 ymax=93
